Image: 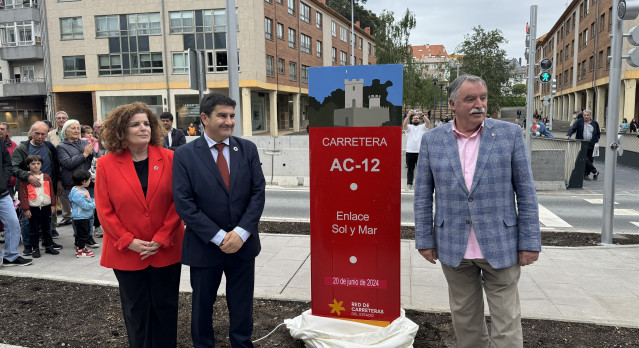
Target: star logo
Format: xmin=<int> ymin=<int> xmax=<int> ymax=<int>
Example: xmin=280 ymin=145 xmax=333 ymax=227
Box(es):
xmin=328 ymin=299 xmax=345 ymax=316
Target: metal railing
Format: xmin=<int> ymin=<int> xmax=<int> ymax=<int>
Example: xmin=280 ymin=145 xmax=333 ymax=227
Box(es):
xmin=1 ymin=77 xmax=44 ymax=84
xmin=0 ymin=0 xmax=38 ymax=10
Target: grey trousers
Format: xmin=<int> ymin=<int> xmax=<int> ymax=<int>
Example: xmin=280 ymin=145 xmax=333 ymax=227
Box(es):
xmin=441 ymin=259 xmax=522 ymax=348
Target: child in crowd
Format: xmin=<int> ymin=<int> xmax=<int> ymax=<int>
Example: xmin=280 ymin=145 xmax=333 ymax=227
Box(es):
xmin=69 ymin=169 xmax=95 ymax=258
xmin=19 ymin=154 xmax=62 ymax=258
xmin=81 ymin=125 xmax=99 ymax=153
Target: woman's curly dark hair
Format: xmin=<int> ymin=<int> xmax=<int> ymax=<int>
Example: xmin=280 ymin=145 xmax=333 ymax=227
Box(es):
xmin=101 ymin=102 xmax=165 ymax=154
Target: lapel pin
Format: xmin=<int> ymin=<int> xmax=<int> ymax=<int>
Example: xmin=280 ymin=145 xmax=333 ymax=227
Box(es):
xmin=154 ymin=166 xmax=159 ymax=171
xmin=233 ymin=146 xmax=238 ymax=151
xmin=491 ymin=133 xmax=495 ymax=137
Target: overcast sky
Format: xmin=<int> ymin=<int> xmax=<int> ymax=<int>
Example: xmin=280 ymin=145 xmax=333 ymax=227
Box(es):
xmin=364 ymin=0 xmax=572 ymax=63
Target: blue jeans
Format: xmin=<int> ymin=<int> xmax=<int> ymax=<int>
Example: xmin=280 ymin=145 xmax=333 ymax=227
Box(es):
xmin=20 ymin=212 xmax=30 ymax=247
xmin=0 ymin=194 xmax=21 ymax=262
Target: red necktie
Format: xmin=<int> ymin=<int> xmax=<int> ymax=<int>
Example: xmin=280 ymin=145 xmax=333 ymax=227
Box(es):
xmin=214 ymin=143 xmax=230 ymax=190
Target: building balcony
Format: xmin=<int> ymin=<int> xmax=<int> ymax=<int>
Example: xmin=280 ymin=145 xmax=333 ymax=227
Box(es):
xmin=0 ymin=77 xmax=46 ymax=97
xmin=0 ymin=1 xmax=40 ymax=23
xmin=0 ymin=42 xmax=42 ymax=60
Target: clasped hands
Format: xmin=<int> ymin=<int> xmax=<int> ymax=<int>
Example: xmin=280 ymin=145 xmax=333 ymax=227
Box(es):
xmin=220 ymin=231 xmax=244 ymax=254
xmin=128 ymin=239 xmax=162 ymax=260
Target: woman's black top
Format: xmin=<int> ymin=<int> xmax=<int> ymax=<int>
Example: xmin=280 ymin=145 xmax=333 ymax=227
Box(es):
xmin=133 ymin=157 xmax=149 ymax=197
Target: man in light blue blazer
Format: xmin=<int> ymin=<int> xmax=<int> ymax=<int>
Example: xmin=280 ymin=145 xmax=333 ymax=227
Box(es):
xmin=414 ymin=75 xmax=541 ymax=348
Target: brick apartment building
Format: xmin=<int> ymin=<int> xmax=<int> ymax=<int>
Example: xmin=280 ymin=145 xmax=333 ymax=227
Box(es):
xmin=41 ymin=0 xmax=375 ymax=136
xmin=534 ymin=0 xmax=639 ymax=128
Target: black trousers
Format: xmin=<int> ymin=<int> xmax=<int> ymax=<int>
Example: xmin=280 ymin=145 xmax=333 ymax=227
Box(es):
xmin=406 ymin=152 xmax=419 ymax=185
xmin=585 ymin=146 xmax=597 ymax=176
xmin=73 ymin=219 xmax=91 ymax=249
xmin=190 ymin=254 xmax=255 ymax=348
xmin=113 ymin=263 xmax=182 ymax=348
xmin=28 ymin=205 xmax=52 ymax=249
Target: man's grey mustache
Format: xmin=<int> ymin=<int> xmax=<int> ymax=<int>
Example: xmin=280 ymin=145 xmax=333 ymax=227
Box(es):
xmin=470 ymin=108 xmax=485 ymax=114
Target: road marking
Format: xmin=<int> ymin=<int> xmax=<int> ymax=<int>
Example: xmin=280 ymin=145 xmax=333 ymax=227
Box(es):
xmin=538 ymin=203 xmax=572 ymax=228
xmin=582 ymin=198 xmax=618 ymax=205
xmin=631 ymin=222 xmax=639 ymax=228
xmin=614 ymin=209 xmax=639 ymax=216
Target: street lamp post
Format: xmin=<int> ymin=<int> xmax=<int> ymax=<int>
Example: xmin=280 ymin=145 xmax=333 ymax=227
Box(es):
xmin=433 ymin=78 xmax=438 ymax=121
xmin=439 ymin=84 xmax=444 ymax=118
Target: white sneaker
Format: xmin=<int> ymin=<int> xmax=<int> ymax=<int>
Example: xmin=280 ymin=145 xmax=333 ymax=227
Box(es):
xmin=407 ymin=184 xmax=413 ymax=190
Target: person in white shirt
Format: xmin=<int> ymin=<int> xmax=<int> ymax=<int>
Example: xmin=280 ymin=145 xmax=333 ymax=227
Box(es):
xmin=403 ymin=110 xmax=430 ymax=190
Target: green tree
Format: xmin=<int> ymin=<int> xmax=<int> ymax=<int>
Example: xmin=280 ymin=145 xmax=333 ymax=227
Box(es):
xmin=325 ymin=0 xmax=381 ymax=34
xmin=374 ymin=10 xmax=433 ymax=110
xmin=454 ymin=26 xmax=512 ymax=115
xmin=511 ymin=83 xmax=527 ymax=96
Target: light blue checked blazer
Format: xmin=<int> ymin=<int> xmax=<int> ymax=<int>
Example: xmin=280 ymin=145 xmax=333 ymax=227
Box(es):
xmin=414 ymin=118 xmax=541 ymax=269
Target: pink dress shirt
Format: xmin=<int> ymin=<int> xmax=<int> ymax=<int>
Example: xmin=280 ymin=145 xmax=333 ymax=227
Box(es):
xmin=452 ymin=120 xmax=484 ymax=259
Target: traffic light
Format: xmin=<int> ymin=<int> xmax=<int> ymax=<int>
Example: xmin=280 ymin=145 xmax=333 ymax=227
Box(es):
xmin=538 ymin=58 xmax=552 ymax=83
xmin=551 ymin=78 xmax=557 ymax=94
xmin=619 ymin=0 xmax=639 ymax=67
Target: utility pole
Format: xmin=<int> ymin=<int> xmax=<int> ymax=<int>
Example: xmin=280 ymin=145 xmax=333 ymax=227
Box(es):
xmin=525 ymin=6 xmax=537 ymax=162
xmin=226 ymin=0 xmax=242 ymax=135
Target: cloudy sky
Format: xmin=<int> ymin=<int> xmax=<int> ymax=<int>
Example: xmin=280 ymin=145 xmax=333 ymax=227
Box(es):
xmin=364 ymin=0 xmax=572 ymax=62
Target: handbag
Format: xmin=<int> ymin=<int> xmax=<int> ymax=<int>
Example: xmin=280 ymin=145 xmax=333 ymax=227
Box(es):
xmin=593 ymin=143 xmax=600 ymax=157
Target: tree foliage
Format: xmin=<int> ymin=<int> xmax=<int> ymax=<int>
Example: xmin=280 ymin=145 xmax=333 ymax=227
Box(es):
xmin=511 ymin=83 xmax=527 ymax=97
xmin=325 ymin=0 xmax=381 ymax=34
xmin=455 ymin=26 xmax=512 ymax=115
xmin=374 ymin=10 xmax=434 ymax=110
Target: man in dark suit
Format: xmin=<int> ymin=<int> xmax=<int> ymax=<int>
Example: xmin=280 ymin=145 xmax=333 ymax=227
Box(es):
xmin=565 ymin=109 xmax=600 ymax=180
xmin=160 ymin=112 xmax=186 ymax=151
xmin=173 ymin=93 xmax=266 ymax=348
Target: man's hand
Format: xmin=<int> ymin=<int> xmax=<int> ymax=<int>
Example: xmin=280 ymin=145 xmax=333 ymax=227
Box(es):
xmin=564 ymin=136 xmax=570 ymax=139
xmin=27 ymin=175 xmax=42 ymax=187
xmin=418 ymin=248 xmax=438 ymax=264
xmin=220 ymin=231 xmax=244 ymax=254
xmin=24 ymin=210 xmax=31 ymax=218
xmin=51 ymin=206 xmax=56 ymax=214
xmin=519 ymin=250 xmax=539 ymax=266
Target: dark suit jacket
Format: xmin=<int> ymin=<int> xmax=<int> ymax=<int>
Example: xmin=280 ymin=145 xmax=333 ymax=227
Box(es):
xmin=566 ymin=119 xmax=600 ymax=148
xmin=173 ymin=135 xmax=266 ymax=267
xmin=164 ymin=128 xmax=186 ymax=151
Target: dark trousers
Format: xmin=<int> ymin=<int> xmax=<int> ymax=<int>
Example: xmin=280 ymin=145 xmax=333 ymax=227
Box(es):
xmin=93 ymin=208 xmax=101 ymax=228
xmin=585 ymin=146 xmax=597 ymax=176
xmin=190 ymin=254 xmax=255 ymax=348
xmin=28 ymin=205 xmax=52 ymax=249
xmin=73 ymin=219 xmax=91 ymax=249
xmin=113 ymin=263 xmax=181 ymax=348
xmin=406 ymin=152 xmax=419 ymax=185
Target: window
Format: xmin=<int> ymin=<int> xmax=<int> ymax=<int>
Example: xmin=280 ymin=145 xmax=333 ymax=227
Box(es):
xmin=278 ymin=58 xmax=285 ymax=74
xmin=358 ymin=37 xmax=362 ymax=50
xmin=301 ymin=65 xmax=308 ymax=84
xmin=589 ymin=56 xmax=594 ymax=71
xmin=359 ymin=58 xmax=362 ymax=65
xmin=266 ymin=55 xmax=275 ymax=77
xmin=368 ymin=42 xmax=371 ymax=55
xmin=566 ymin=18 xmax=571 ymax=32
xmin=265 ymin=17 xmax=273 ymax=40
xmin=300 ymin=2 xmax=310 ymax=23
xmin=288 ymin=0 xmax=295 ymax=15
xmin=289 ymin=61 xmax=297 ymax=81
xmin=332 ymin=47 xmax=336 ymax=62
xmin=138 ymin=52 xmax=163 ymax=74
xmin=277 ymin=23 xmax=284 ymax=39
xmin=300 ymin=33 xmax=311 ymax=54
xmin=95 ymin=15 xmax=119 ymax=37
xmin=206 ymin=50 xmax=235 ymax=72
xmin=340 ymin=51 xmax=347 ymax=65
xmin=60 ymin=17 xmax=83 ymax=40
xmin=0 ymin=21 xmax=40 ymax=46
xmin=559 ymin=49 xmax=563 ymax=62
xmin=580 ymin=60 xmax=586 ymax=78
xmin=288 ymin=28 xmax=296 ymax=48
xmin=169 ymin=11 xmax=194 ymax=33
xmin=98 ymin=54 xmax=122 ymax=75
xmin=600 ymin=13 xmax=605 ymax=32
xmin=606 ymin=46 xmax=611 ymax=69
xmin=316 ymin=40 xmax=322 ymax=58
xmin=331 ymin=21 xmax=336 ymax=36
xmin=609 ymin=7 xmax=612 ymax=30
xmin=172 ymin=52 xmax=188 ymax=74
xmin=584 ymin=28 xmax=588 ymax=46
xmin=316 ymin=12 xmax=322 ymax=29
xmin=63 ymin=56 xmax=86 ymax=77
xmin=340 ymin=26 xmax=347 ymax=42
xmin=265 ymin=0 xmax=272 ymax=3
xmin=598 ymin=50 xmax=603 ymax=68
xmin=590 ymin=22 xmax=595 ymax=37
xmin=578 ymin=33 xmax=582 ymax=49
xmin=128 ymin=13 xmax=161 ymax=36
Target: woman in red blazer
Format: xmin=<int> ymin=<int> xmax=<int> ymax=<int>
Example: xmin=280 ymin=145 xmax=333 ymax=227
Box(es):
xmin=95 ymin=102 xmax=184 ymax=348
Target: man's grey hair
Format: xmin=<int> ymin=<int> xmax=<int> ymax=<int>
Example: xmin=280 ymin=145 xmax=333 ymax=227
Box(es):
xmin=583 ymin=109 xmax=592 ymax=115
xmin=0 ymin=122 xmax=8 ymax=129
xmin=28 ymin=121 xmax=48 ymax=136
xmin=93 ymin=120 xmax=103 ymax=128
xmin=448 ymin=74 xmax=487 ymax=103
xmin=55 ymin=111 xmax=69 ymax=118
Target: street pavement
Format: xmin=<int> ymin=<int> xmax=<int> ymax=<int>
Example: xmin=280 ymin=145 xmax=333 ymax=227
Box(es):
xmin=1 ymin=204 xmax=638 ymax=330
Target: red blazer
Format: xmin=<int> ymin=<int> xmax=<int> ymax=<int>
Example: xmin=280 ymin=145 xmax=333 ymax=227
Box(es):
xmin=96 ymin=146 xmax=184 ymax=271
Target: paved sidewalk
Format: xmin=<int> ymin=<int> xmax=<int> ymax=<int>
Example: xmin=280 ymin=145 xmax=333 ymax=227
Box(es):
xmin=1 ymin=226 xmax=638 ymax=329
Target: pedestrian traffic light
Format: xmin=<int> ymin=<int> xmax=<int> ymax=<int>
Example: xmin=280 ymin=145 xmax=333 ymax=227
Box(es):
xmin=538 ymin=58 xmax=552 ymax=83
xmin=619 ymin=1 xmax=639 ymax=67
xmin=551 ymin=78 xmax=557 ymax=94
